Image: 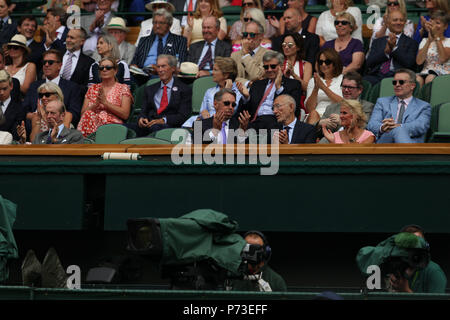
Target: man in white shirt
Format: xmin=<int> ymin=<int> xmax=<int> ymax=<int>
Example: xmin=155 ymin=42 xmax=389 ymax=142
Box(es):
xmin=103 ymin=17 xmax=136 ymax=65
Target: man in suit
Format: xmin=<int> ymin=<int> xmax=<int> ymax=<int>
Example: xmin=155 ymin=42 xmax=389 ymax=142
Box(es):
xmin=193 ymin=88 xmax=250 ymax=144
xmin=270 ymin=8 xmax=319 ymax=66
xmin=367 ymin=68 xmax=431 ymax=143
xmin=81 ymin=0 xmax=116 ymax=57
xmin=131 ymin=8 xmax=188 ymax=70
xmin=0 ymin=70 xmax=24 ymax=141
xmin=134 ymin=54 xmax=192 ymax=136
xmin=104 ymin=17 xmax=136 ymax=65
xmin=272 ymin=94 xmax=317 ymax=144
xmin=0 ymin=0 xmax=17 ymax=47
xmin=364 ymin=11 xmax=418 ymax=85
xmin=17 ymin=16 xmax=43 ymax=71
xmin=23 ymin=50 xmax=83 ymax=130
xmin=187 ymin=16 xmax=232 ymax=78
xmin=31 ymin=100 xmax=83 ymax=144
xmin=236 ymin=50 xmax=302 ymax=131
xmin=41 ymin=7 xmax=70 ymax=54
xmin=231 ymin=21 xmax=268 ymax=84
xmin=60 ymin=28 xmax=95 ymax=89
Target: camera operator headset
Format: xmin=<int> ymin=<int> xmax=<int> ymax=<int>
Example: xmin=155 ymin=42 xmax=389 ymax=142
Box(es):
xmin=228 ymin=230 xmax=287 ymax=292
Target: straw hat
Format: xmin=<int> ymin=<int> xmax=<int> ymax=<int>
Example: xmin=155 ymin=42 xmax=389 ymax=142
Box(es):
xmin=7 ymin=35 xmax=31 ymax=54
xmin=105 ymin=17 xmax=129 ymax=33
xmin=178 ymin=62 xmax=199 ymax=78
xmin=145 ymin=0 xmax=176 ymax=13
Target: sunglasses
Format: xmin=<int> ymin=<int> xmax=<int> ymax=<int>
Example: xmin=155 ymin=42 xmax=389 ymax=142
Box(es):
xmin=341 ymin=85 xmax=359 ymax=90
xmin=243 ymin=17 xmax=253 ymax=22
xmin=223 ymin=101 xmax=237 ymax=107
xmin=334 ymin=20 xmax=350 ymax=26
xmin=282 ymin=42 xmax=295 ymax=48
xmin=99 ymin=65 xmax=115 ymax=71
xmin=263 ymin=64 xmax=278 ymax=70
xmin=43 ymin=60 xmax=59 ymax=65
xmin=242 ymin=32 xmax=259 ymax=38
xmin=387 ymin=1 xmax=399 ymax=5
xmin=7 ymin=45 xmax=22 ymax=50
xmin=318 ymin=59 xmax=333 ymax=66
xmin=38 ymin=92 xmax=56 ymax=98
xmin=392 ymin=80 xmax=410 ymax=85
xmin=242 ymin=2 xmax=254 ymax=6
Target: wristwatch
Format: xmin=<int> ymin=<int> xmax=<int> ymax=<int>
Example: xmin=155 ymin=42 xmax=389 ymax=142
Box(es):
xmin=436 ymin=37 xmax=441 ymax=41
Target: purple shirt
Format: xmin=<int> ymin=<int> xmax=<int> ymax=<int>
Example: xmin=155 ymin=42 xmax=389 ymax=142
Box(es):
xmin=322 ymin=38 xmax=364 ymax=67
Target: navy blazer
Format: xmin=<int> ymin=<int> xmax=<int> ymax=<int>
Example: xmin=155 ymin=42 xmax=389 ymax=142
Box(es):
xmin=0 ymin=99 xmax=25 ymax=141
xmin=272 ymin=120 xmax=317 ymax=144
xmin=140 ymin=77 xmax=192 ymax=127
xmin=23 ymin=78 xmax=83 ymax=126
xmin=69 ymin=51 xmax=95 ymax=88
xmin=0 ymin=18 xmax=17 ymax=46
xmin=187 ymin=39 xmax=232 ymax=66
xmin=366 ymin=34 xmax=418 ymax=76
xmin=131 ymin=32 xmax=188 ymax=68
xmin=237 ymin=76 xmax=303 ymax=120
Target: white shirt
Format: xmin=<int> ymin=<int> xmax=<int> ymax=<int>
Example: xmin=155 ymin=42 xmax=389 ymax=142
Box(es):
xmin=1 ymin=96 xmax=11 ymax=114
xmin=316 ymin=7 xmax=363 ymax=42
xmin=208 ymin=119 xmax=229 ymax=144
xmin=61 ymin=50 xmax=81 ymax=79
xmin=305 ymin=74 xmax=343 ymax=117
xmin=46 ymin=76 xmax=61 ymax=85
xmin=284 ymin=118 xmax=297 ymax=144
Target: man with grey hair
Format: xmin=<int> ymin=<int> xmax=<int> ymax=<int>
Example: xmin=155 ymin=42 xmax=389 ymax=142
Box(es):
xmin=367 ymin=68 xmax=431 ymax=143
xmin=187 ymin=16 xmax=232 ymax=77
xmin=131 ymin=8 xmax=187 ymax=70
xmin=132 ymin=54 xmax=192 ymax=136
xmin=235 ymin=50 xmax=302 ymax=130
xmin=231 ymin=21 xmax=268 ymax=83
xmin=0 ymin=70 xmax=24 ymax=141
xmin=19 ymin=100 xmax=84 ymax=144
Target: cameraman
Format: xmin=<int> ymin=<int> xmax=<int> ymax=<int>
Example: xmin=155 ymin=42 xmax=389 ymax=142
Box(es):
xmin=230 ymin=231 xmax=287 ymax=292
xmin=390 ymin=225 xmax=447 ymax=293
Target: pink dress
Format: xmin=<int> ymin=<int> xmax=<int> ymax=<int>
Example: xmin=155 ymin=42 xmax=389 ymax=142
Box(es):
xmin=77 ymin=83 xmax=133 ymax=137
xmin=334 ymin=130 xmax=375 ymax=144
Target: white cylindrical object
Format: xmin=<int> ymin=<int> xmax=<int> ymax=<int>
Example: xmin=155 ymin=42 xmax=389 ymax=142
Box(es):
xmin=102 ymin=152 xmax=141 ymax=160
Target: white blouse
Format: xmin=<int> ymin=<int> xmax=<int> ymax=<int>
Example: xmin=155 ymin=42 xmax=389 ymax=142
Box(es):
xmin=305 ymin=74 xmax=343 ymax=117
xmin=316 ymin=7 xmax=363 ymax=43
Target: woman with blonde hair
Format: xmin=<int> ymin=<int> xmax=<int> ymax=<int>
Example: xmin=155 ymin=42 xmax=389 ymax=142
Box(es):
xmin=183 ymin=0 xmax=227 ymax=46
xmin=322 ymin=99 xmax=375 ymax=144
xmin=370 ymin=0 xmax=414 ymax=48
xmin=316 ymin=0 xmax=363 ymax=46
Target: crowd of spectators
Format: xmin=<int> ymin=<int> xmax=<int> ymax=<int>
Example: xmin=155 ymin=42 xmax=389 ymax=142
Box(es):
xmin=0 ymin=0 xmax=447 ymax=144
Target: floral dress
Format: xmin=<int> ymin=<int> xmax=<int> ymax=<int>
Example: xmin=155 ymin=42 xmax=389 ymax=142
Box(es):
xmin=77 ymin=82 xmax=133 ymax=137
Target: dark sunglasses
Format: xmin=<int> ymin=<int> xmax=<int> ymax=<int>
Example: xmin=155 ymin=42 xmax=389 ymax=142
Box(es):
xmin=392 ymin=80 xmax=409 ymax=85
xmin=43 ymin=59 xmax=59 ymax=65
xmin=243 ymin=17 xmax=253 ymax=22
xmin=387 ymin=1 xmax=400 ymax=5
xmin=318 ymin=59 xmax=333 ymax=66
xmin=99 ymin=65 xmax=115 ymax=71
xmin=334 ymin=20 xmax=350 ymax=26
xmin=263 ymin=64 xmax=278 ymax=70
xmin=38 ymin=92 xmax=56 ymax=98
xmin=223 ymin=101 xmax=237 ymax=107
xmin=242 ymin=2 xmax=254 ymax=6
xmin=7 ymin=45 xmax=21 ymax=50
xmin=242 ymin=32 xmax=259 ymax=38
xmin=341 ymin=85 xmax=359 ymax=90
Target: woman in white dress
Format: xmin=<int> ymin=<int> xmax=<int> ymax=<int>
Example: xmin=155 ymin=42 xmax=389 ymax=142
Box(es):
xmin=4 ymin=34 xmax=36 ymax=96
xmin=305 ymin=47 xmax=343 ymax=125
xmin=316 ymin=0 xmax=363 ymax=46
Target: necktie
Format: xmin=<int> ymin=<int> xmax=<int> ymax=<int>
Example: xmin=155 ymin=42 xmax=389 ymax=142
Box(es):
xmin=198 ymin=43 xmax=212 ymax=70
xmin=158 ymin=85 xmax=168 ymax=114
xmin=380 ymin=59 xmax=391 ymax=74
xmin=0 ymin=19 xmax=4 ymax=31
xmin=252 ymin=81 xmax=275 ymax=122
xmin=397 ymin=100 xmax=406 ymax=124
xmin=221 ymin=122 xmax=227 ymax=144
xmin=62 ymin=52 xmax=73 ymax=80
xmin=283 ymin=126 xmax=291 ymax=143
xmin=46 ymin=130 xmax=53 ymax=144
xmin=0 ymin=102 xmax=4 ymax=123
xmin=188 ymin=0 xmax=193 ymax=12
xmin=249 ymin=50 xmax=255 ymax=56
xmin=157 ymin=37 xmax=164 ymax=57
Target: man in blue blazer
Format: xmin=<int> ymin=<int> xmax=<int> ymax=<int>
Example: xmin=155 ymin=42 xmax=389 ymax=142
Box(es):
xmin=367 ymin=69 xmax=431 ymax=143
xmin=364 ymin=11 xmax=418 ymax=85
xmin=23 ymin=50 xmax=83 ymax=130
xmin=135 ymin=54 xmax=192 ymax=136
xmin=130 ymin=8 xmax=187 ymax=70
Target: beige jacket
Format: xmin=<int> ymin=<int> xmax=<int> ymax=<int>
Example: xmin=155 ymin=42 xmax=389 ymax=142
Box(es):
xmin=231 ymin=46 xmax=268 ymax=84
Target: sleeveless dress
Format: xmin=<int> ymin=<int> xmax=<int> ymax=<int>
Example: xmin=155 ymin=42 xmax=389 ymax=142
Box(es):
xmin=9 ymin=63 xmax=30 ymax=86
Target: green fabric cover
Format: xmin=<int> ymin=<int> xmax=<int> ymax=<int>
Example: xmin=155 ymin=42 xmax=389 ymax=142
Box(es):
xmin=159 ymin=209 xmax=246 ymax=276
xmin=0 ymin=195 xmax=18 ymax=282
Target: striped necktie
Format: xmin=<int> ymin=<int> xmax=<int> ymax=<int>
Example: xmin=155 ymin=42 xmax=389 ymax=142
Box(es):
xmin=397 ymin=100 xmax=406 ymax=124
xmin=62 ymin=52 xmax=73 ymax=80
